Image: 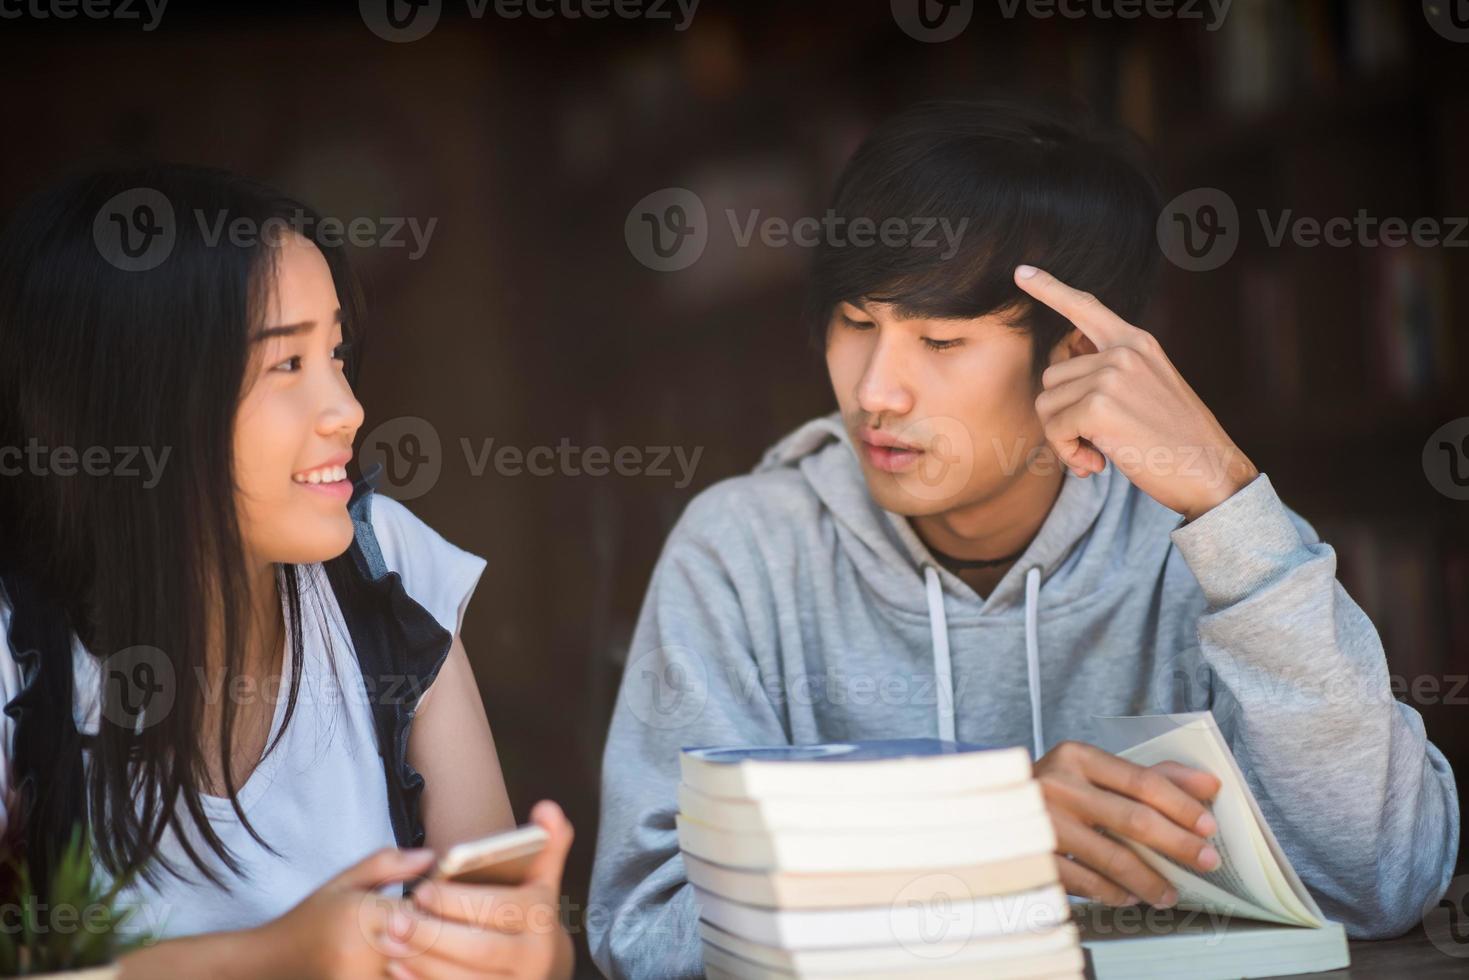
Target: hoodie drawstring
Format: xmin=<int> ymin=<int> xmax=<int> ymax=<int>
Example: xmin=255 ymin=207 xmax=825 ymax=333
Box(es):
xmin=924 ymin=566 xmax=956 ymax=742
xmin=924 ymin=564 xmax=1046 ymax=762
xmin=1024 ymin=566 xmax=1044 ymax=760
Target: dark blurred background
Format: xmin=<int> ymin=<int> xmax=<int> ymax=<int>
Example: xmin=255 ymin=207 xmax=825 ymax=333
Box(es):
xmin=2 ymin=0 xmax=1466 ymax=973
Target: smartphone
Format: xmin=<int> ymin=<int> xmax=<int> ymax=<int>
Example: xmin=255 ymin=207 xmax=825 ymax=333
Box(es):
xmin=432 ymin=824 xmax=549 ymax=886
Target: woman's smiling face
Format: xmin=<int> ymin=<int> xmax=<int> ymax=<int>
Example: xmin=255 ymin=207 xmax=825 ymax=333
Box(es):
xmin=233 ymin=232 xmax=364 ymax=567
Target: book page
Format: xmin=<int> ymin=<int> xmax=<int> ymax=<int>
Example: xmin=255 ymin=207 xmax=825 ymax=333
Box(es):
xmin=1119 ymin=834 xmax=1298 ymax=926
xmin=1090 ymin=713 xmax=1320 ymax=928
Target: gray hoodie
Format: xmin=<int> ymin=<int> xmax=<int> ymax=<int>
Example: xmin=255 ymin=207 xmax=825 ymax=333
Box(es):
xmin=588 ymin=414 xmax=1459 ymax=978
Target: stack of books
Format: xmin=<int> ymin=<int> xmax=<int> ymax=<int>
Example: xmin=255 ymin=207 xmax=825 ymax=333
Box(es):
xmin=675 ymin=739 xmax=1083 ymax=979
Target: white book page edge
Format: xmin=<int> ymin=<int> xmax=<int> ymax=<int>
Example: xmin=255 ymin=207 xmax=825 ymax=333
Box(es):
xmin=1090 ymin=711 xmax=1328 ymax=926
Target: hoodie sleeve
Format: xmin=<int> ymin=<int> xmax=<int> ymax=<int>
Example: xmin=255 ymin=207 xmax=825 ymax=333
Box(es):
xmin=1167 ymin=472 xmax=1460 ymax=938
xmin=589 ymin=482 xmax=790 ymax=980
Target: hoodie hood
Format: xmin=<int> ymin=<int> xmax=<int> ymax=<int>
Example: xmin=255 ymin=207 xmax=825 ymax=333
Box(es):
xmin=755 ymin=412 xmax=1127 ymax=753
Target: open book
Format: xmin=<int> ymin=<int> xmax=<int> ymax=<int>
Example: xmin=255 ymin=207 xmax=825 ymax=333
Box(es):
xmin=1090 ymin=711 xmax=1334 ymax=927
xmin=1081 ymin=712 xmax=1349 ymax=978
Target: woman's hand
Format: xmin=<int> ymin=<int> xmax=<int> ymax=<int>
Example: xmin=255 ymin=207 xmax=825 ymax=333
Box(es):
xmin=117 ymin=847 xmax=437 ymax=980
xmin=1035 ymin=740 xmax=1222 ymax=908
xmin=256 ymin=846 xmax=440 ymax=979
xmin=387 ymin=800 xmax=576 ymax=980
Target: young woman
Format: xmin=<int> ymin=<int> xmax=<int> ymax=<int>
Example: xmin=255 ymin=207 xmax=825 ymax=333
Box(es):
xmin=0 ymin=165 xmax=574 ymax=979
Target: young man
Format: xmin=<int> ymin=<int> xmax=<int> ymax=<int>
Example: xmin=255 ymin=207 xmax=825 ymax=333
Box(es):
xmin=588 ymin=100 xmax=1460 ymax=978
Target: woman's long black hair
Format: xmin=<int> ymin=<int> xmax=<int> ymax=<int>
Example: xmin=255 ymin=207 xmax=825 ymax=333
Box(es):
xmin=0 ymin=164 xmax=365 ymax=888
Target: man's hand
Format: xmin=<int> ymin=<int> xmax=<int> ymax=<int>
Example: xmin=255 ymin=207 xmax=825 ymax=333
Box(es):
xmin=1015 ymin=264 xmax=1259 ymax=523
xmin=1035 ymin=740 xmax=1223 ymax=908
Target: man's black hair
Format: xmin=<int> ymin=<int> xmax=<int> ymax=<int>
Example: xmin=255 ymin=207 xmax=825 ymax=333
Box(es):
xmin=806 ymin=97 xmax=1163 ymax=383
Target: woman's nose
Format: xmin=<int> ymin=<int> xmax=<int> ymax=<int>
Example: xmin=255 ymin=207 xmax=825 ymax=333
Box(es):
xmin=319 ymin=373 xmax=365 ymax=439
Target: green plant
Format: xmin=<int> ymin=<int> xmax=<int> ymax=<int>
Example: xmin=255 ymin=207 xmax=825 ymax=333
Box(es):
xmin=0 ymin=824 xmax=153 ymax=975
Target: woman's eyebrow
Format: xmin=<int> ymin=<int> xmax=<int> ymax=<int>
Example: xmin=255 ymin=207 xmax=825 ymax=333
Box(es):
xmin=250 ymin=309 xmax=342 ymax=342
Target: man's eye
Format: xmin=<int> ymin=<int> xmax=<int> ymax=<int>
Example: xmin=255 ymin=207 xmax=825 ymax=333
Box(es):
xmin=842 ymin=316 xmax=875 ymax=331
xmin=922 ymin=338 xmax=963 ymax=351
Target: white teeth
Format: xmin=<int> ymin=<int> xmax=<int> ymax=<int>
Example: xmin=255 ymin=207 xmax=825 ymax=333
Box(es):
xmin=293 ymin=464 xmax=348 ymax=485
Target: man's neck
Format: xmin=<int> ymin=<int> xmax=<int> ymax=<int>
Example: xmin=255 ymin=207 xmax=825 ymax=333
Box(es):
xmin=909 ymin=468 xmax=1065 ymax=595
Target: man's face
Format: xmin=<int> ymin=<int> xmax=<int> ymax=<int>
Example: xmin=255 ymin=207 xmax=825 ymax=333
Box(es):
xmin=825 ymin=299 xmax=1053 ymax=517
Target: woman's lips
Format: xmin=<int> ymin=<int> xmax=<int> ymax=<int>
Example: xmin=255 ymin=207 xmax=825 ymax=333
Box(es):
xmin=292 ymin=458 xmax=352 ymax=501
xmin=863 ymin=441 xmax=924 ymax=473
xmin=294 ymin=477 xmax=352 ymax=501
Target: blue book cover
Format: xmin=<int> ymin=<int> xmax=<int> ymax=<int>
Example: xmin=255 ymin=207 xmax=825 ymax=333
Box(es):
xmin=681 ymin=738 xmax=999 ymax=765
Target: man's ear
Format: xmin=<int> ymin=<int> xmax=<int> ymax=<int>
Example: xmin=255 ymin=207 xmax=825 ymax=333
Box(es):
xmin=1048 ymin=326 xmax=1098 ymax=366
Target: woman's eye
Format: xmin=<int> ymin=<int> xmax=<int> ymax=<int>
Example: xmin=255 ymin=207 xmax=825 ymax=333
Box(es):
xmin=272 ymin=355 xmax=303 ymax=373
xmin=922 ymin=337 xmax=963 ymax=351
xmin=333 ymin=341 xmax=354 ymax=363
